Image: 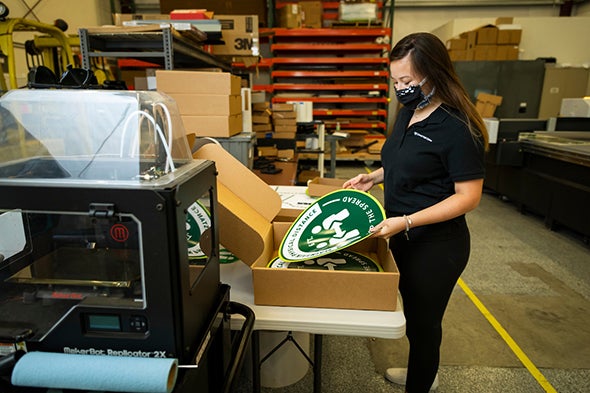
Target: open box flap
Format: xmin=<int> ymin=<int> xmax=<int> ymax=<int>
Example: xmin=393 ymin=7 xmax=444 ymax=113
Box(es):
xmin=193 ymin=143 xmax=282 ymax=266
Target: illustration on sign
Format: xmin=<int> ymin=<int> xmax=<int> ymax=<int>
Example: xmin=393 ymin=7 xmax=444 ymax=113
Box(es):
xmin=279 ymin=189 xmax=385 ymax=262
xmin=268 ymin=249 xmax=383 ymax=272
xmin=186 ymin=200 xmax=237 ymax=264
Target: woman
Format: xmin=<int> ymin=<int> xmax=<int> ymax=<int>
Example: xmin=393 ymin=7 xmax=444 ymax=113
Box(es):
xmin=343 ymin=32 xmax=488 ymax=392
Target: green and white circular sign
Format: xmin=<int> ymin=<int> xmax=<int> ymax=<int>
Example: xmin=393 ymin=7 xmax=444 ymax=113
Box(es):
xmin=187 ymin=200 xmax=210 ymax=261
xmin=186 ymin=200 xmax=237 ymax=264
xmin=268 ymin=250 xmax=383 ymax=272
xmin=278 ymin=189 xmax=385 ymax=262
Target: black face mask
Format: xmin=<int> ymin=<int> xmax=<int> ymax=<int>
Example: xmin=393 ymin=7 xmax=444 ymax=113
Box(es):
xmin=394 ymin=77 xmax=435 ymax=110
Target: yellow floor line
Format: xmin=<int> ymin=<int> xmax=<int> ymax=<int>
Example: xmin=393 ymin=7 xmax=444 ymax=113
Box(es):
xmin=458 ymin=278 xmax=558 ymax=393
xmin=363 ymin=166 xmax=557 ymax=392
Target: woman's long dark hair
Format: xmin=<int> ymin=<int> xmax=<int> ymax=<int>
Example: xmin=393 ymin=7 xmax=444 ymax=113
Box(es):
xmin=390 ymin=32 xmax=489 ymax=149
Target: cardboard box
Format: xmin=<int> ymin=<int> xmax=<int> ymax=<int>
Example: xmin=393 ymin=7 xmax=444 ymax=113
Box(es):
xmin=307 ymin=177 xmax=347 ymax=197
xmin=476 ymin=93 xmax=503 ymax=118
xmin=460 ymin=30 xmax=477 ymax=50
xmin=168 ymin=93 xmax=242 ymax=116
xmin=496 ymin=45 xmax=519 ymax=61
xmin=300 ymin=1 xmax=322 ymax=28
xmin=213 ymin=15 xmax=259 ymax=56
xmin=448 ymin=49 xmax=468 ymax=62
xmin=253 ymin=102 xmax=271 ymax=111
xmin=446 ymin=38 xmax=467 ymax=51
xmin=274 ymin=131 xmax=296 ymax=139
xmin=538 ymin=66 xmax=590 ymax=118
xmin=156 ymin=70 xmax=242 ymax=95
xmin=338 ymin=2 xmax=378 ymax=22
xmin=113 ymin=13 xmax=169 ymax=25
xmin=193 ymin=144 xmax=399 ymax=311
xmin=473 ymin=45 xmax=497 ymax=61
xmin=257 ymin=146 xmax=279 ymax=157
xmin=272 ymin=103 xmax=295 ymax=112
xmin=278 ymin=4 xmax=302 ymax=28
xmin=495 ymin=17 xmax=514 ymax=25
xmin=274 ymin=124 xmax=297 ymax=132
xmin=181 ymin=114 xmax=242 ymax=137
xmin=341 ymin=130 xmax=367 ymax=147
xmin=475 ymin=25 xmax=498 ymax=45
xmin=496 ymin=25 xmax=522 ymax=45
xmin=272 ymin=111 xmax=297 ymax=120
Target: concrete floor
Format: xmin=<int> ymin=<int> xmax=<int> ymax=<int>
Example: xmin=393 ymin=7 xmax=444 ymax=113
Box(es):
xmin=233 ymin=161 xmax=590 ymax=393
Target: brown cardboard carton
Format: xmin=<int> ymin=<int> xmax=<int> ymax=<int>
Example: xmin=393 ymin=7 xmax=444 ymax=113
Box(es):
xmin=496 ymin=45 xmax=519 ymax=61
xmin=273 ymin=118 xmax=297 ymax=126
xmin=446 ymin=38 xmax=467 ymax=51
xmin=307 ymin=177 xmax=347 ymax=197
xmin=113 ymin=13 xmax=169 ymax=25
xmin=538 ymin=66 xmax=590 ymax=118
xmin=278 ymin=4 xmax=302 ymax=28
xmin=182 ymin=114 xmax=242 ymax=137
xmin=257 ymin=146 xmax=279 ymax=157
xmin=193 ymin=144 xmax=399 ymax=311
xmin=156 ymin=70 xmax=242 ymax=95
xmin=274 ymin=125 xmax=297 ymax=133
xmin=496 ymin=27 xmax=522 ymax=45
xmin=212 ymin=15 xmax=259 ymax=56
xmin=168 ymin=93 xmax=242 ymax=116
xmin=460 ymin=30 xmax=477 ymax=50
xmin=448 ymin=50 xmax=468 ymax=61
xmin=274 ymin=131 xmax=296 ymax=139
xmin=475 ymin=25 xmax=498 ymax=45
xmin=476 ymin=93 xmax=503 ymax=118
xmin=300 ymin=1 xmax=322 ymax=28
xmin=495 ymin=17 xmax=514 ymax=25
xmin=272 ymin=111 xmax=297 ymax=120
xmin=473 ymin=45 xmax=497 ymax=61
xmin=272 ymin=103 xmax=295 ymax=112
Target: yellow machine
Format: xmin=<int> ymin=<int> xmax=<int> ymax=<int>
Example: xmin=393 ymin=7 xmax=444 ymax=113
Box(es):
xmin=0 ymin=3 xmax=76 ymax=91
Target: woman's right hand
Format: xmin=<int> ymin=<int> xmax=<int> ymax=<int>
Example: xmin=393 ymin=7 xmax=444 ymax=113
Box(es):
xmin=342 ymin=173 xmax=375 ymax=192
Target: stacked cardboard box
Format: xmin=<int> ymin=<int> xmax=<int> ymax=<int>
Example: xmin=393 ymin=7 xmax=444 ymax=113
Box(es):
xmin=277 ymin=1 xmax=323 ymax=28
xmin=447 ymin=18 xmax=521 ymax=62
xmin=156 ymin=70 xmax=243 ymax=137
xmin=272 ymin=103 xmax=297 ymax=140
xmin=476 ymin=92 xmax=503 ymax=118
xmin=252 ymin=102 xmax=273 ymax=138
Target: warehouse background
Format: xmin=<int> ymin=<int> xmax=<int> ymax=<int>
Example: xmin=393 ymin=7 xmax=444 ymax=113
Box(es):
xmin=2 ymin=0 xmax=590 ymax=87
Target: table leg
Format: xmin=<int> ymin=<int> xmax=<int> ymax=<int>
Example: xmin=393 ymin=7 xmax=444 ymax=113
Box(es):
xmin=313 ymin=334 xmax=323 ymax=393
xmin=252 ymin=331 xmax=260 ymax=393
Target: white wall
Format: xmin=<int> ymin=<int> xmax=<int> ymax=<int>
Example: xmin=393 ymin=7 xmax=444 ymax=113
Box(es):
xmin=391 ymin=4 xmax=561 ymax=41
xmin=2 ymin=0 xmax=112 ymax=86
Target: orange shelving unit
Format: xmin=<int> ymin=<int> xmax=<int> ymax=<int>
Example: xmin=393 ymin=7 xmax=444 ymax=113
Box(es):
xmin=267 ymin=26 xmax=392 ymax=133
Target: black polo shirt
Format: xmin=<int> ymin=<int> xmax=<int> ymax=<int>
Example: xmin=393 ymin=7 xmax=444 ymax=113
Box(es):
xmin=381 ymin=104 xmax=485 ymax=216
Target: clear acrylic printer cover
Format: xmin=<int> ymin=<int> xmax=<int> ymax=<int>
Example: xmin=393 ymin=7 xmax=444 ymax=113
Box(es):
xmin=0 ymin=89 xmax=193 ymax=186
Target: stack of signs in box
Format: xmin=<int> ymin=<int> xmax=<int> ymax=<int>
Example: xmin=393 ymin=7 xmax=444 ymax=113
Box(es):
xmin=271 ymin=103 xmax=297 ymax=140
xmin=155 ymin=70 xmax=243 ymax=137
xmin=252 ymin=101 xmax=272 ymax=138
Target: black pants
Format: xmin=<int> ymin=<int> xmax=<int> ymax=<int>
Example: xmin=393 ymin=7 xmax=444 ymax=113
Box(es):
xmin=389 ymin=216 xmax=470 ymax=393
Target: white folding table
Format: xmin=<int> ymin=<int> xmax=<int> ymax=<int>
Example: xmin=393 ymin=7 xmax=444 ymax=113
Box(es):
xmin=221 ymin=262 xmax=406 ymax=393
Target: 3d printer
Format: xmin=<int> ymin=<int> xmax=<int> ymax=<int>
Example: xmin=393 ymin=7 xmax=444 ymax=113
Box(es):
xmin=0 ymin=89 xmax=252 ymax=392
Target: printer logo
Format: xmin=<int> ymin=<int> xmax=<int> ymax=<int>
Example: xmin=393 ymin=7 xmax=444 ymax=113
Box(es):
xmin=110 ymin=224 xmax=129 ymax=243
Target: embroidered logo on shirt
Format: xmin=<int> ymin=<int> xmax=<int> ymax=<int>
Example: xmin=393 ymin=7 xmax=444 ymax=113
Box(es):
xmin=413 ymin=131 xmax=433 ymax=142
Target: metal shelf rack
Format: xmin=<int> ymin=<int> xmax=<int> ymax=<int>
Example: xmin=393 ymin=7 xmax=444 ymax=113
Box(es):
xmin=79 ymin=26 xmax=231 ymax=72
